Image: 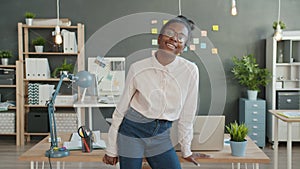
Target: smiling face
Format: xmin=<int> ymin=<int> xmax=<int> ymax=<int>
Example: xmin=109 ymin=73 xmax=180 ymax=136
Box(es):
xmin=158 ymin=22 xmax=189 ymax=55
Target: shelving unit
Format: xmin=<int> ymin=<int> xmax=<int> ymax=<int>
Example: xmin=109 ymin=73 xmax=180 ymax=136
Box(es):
xmin=0 ymin=64 xmax=19 ymax=145
xmin=266 ymin=34 xmax=300 ymax=142
xmin=17 ymin=22 xmax=85 ymax=145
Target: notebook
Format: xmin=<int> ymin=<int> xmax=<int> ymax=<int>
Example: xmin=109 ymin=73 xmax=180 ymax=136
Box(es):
xmin=171 ymin=115 xmax=225 ymax=151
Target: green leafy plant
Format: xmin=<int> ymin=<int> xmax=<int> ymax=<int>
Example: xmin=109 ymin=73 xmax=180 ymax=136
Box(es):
xmin=25 ymin=12 xmax=36 ymax=18
xmin=273 ymin=20 xmax=286 ymax=30
xmin=0 ymin=50 xmax=13 ymax=58
xmin=32 ymin=36 xmax=46 ymax=46
xmin=52 ymin=58 xmax=74 ymax=77
xmin=231 ymin=54 xmax=271 ymax=91
xmin=226 ymin=121 xmax=249 ymax=142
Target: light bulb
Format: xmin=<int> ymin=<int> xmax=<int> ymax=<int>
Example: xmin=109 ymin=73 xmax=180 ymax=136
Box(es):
xmin=54 ymin=25 xmax=62 ymax=45
xmin=274 ymin=24 xmax=282 ymax=41
xmin=231 ymin=0 xmax=237 ymax=16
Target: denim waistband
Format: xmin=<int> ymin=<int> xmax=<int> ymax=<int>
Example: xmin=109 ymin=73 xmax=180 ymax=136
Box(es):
xmin=125 ymin=107 xmax=171 ymax=124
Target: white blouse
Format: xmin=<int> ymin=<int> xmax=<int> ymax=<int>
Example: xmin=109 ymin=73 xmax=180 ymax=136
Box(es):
xmin=106 ymin=55 xmax=199 ymax=158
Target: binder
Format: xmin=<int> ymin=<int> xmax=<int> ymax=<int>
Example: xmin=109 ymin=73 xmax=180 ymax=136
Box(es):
xmin=25 ymin=58 xmax=37 ymax=79
xmin=69 ymin=32 xmax=77 ymax=53
xmin=38 ymin=84 xmax=55 ymax=105
xmin=36 ymin=58 xmax=51 ymax=79
xmin=62 ymin=30 xmax=70 ymax=53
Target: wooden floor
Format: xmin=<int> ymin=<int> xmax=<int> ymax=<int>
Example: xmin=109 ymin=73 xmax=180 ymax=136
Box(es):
xmin=1 ymin=138 xmax=300 ymax=169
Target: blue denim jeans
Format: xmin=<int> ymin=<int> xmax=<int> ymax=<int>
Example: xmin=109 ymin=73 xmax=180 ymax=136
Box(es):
xmin=117 ymin=107 xmax=182 ymax=169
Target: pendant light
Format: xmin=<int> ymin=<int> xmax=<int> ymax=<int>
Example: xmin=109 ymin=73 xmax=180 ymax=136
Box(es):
xmin=274 ymin=0 xmax=282 ymax=41
xmin=231 ymin=0 xmax=238 ymax=16
xmin=54 ymin=0 xmax=62 ymax=45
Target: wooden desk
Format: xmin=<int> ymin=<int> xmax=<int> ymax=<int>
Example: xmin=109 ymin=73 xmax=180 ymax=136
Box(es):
xmin=19 ymin=133 xmax=270 ymax=169
xmin=269 ymin=110 xmax=300 ymax=169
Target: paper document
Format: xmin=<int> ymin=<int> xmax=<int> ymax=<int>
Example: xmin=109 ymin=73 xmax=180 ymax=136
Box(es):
xmin=63 ymin=130 xmax=106 ymax=150
xmin=278 ymin=112 xmax=300 ymax=118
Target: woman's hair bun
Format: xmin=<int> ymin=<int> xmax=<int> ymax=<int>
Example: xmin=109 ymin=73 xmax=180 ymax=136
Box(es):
xmin=177 ymin=15 xmax=195 ymax=31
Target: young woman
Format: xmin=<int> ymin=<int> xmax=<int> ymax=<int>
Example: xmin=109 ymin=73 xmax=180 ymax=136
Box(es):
xmin=103 ymin=15 xmax=209 ymax=169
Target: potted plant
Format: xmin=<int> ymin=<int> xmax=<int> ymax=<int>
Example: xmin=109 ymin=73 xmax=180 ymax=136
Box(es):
xmin=25 ymin=12 xmax=36 ymax=26
xmin=52 ymin=58 xmax=74 ymax=78
xmin=0 ymin=50 xmax=13 ymax=65
xmin=32 ymin=36 xmax=46 ymax=53
xmin=231 ymin=54 xmax=271 ymax=100
xmin=226 ymin=121 xmax=249 ymax=156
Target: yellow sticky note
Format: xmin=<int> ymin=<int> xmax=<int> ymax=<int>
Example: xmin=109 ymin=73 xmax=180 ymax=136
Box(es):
xmin=201 ymin=30 xmax=207 ymax=37
xmin=151 ymin=28 xmax=158 ymax=34
xmin=189 ymin=44 xmax=196 ymax=51
xmin=163 ymin=20 xmax=169 ymax=25
xmin=212 ymin=25 xmax=219 ymax=31
xmin=152 ymin=39 xmax=158 ymax=45
xmin=212 ymin=48 xmax=218 ymax=54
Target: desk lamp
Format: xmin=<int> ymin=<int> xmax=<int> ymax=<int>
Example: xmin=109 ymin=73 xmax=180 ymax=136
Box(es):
xmin=45 ymin=70 xmax=93 ymax=158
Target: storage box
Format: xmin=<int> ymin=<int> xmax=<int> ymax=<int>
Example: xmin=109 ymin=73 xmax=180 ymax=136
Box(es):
xmin=55 ymin=94 xmax=78 ymax=106
xmin=54 ymin=112 xmax=77 ymax=133
xmin=277 ymin=92 xmax=300 ymax=109
xmin=0 ymin=112 xmax=15 ymax=134
xmin=27 ymin=112 xmax=49 ymax=133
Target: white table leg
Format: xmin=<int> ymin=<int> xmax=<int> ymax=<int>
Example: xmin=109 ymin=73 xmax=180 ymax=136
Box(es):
xmin=231 ymin=163 xmax=234 ymax=169
xmin=56 ymin=161 xmax=60 ymax=169
xmin=245 ymin=163 xmax=248 ymax=169
xmin=237 ymin=163 xmax=240 ymax=169
xmin=42 ymin=161 xmax=44 ymax=169
xmin=287 ymin=122 xmax=292 ymax=169
xmin=89 ymin=107 xmax=92 ymax=130
xmin=30 ymin=161 xmax=34 ymax=169
xmin=274 ymin=117 xmax=279 ymax=169
xmin=77 ymin=108 xmax=81 ymax=128
xmin=255 ymin=163 xmax=259 ymax=169
xmin=35 ymin=161 xmax=38 ymax=169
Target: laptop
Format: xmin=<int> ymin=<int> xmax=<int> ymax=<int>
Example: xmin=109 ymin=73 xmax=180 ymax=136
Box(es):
xmin=171 ymin=115 xmax=225 ymax=151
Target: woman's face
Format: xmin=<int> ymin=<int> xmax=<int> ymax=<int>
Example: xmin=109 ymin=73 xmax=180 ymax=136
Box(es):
xmin=158 ymin=22 xmax=189 ymax=55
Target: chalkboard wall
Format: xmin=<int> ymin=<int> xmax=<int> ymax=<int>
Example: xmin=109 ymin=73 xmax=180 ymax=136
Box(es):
xmin=1 ymin=0 xmax=300 ymax=127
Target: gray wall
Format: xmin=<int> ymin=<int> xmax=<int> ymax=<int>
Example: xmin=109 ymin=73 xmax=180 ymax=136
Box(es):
xmin=1 ymin=0 xmax=300 ymax=127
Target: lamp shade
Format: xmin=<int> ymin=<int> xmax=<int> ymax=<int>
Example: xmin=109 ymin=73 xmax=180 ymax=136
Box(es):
xmin=75 ymin=71 xmax=93 ymax=88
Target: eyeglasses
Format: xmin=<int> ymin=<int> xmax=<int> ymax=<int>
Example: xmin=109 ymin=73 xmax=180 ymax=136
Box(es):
xmin=161 ymin=28 xmax=187 ymax=43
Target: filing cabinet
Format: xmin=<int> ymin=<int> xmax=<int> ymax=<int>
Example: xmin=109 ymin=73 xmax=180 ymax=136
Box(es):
xmin=239 ymin=98 xmax=266 ymax=148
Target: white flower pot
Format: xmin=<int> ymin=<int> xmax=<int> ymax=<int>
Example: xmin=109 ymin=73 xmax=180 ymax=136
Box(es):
xmin=247 ymin=90 xmax=258 ymax=100
xmin=25 ymin=18 xmax=33 ymax=26
xmin=35 ymin=46 xmax=44 ymax=53
xmin=1 ymin=58 xmax=9 ymax=65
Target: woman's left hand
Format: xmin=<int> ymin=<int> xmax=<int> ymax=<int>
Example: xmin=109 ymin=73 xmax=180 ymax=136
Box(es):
xmin=184 ymin=152 xmax=210 ymax=166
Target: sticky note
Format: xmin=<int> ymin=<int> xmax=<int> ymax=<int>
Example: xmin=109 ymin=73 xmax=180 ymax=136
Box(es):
xmin=212 ymin=25 xmax=219 ymax=31
xmin=183 ymin=46 xmax=188 ymax=52
xmin=193 ymin=38 xmax=200 ymax=44
xmin=201 ymin=30 xmax=207 ymax=37
xmin=189 ymin=44 xmax=196 ymax=51
xmin=200 ymin=42 xmax=206 ymax=49
xmin=151 ymin=20 xmax=158 ymax=24
xmin=151 ymin=28 xmax=158 ymax=34
xmin=152 ymin=39 xmax=158 ymax=45
xmin=212 ymin=48 xmax=218 ymax=54
xmin=163 ymin=20 xmax=169 ymax=25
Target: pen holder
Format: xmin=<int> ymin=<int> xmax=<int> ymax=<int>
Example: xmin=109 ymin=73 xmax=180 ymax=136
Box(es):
xmin=81 ymin=135 xmax=93 ymax=153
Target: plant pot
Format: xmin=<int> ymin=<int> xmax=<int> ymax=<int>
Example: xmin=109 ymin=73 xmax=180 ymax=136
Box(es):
xmin=247 ymin=90 xmax=258 ymax=100
xmin=35 ymin=46 xmax=44 ymax=53
xmin=230 ymin=140 xmax=248 ymax=156
xmin=25 ymin=18 xmax=33 ymax=26
xmin=1 ymin=58 xmax=9 ymax=65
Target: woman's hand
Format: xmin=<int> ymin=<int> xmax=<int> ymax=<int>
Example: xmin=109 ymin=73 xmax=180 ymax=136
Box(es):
xmin=184 ymin=152 xmax=210 ymax=166
xmin=103 ymin=154 xmax=118 ymax=165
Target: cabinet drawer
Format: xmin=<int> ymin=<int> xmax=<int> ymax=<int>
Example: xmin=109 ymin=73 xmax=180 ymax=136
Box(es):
xmin=247 ymin=123 xmax=265 ymax=131
xmin=244 ymin=101 xmax=265 ymax=110
xmin=243 ymin=111 xmax=265 ymax=123
xmin=277 ymin=92 xmax=300 ymax=109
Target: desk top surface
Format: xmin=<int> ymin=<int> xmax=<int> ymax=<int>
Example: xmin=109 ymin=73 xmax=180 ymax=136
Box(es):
xmin=269 ymin=110 xmax=300 ymax=122
xmin=19 ymin=133 xmax=270 ymax=164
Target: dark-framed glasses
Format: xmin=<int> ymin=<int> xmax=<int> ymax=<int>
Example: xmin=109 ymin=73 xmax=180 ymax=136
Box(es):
xmin=161 ymin=28 xmax=187 ymax=43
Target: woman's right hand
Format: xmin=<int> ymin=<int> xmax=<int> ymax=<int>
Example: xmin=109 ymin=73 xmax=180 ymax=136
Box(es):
xmin=103 ymin=154 xmax=119 ymax=165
